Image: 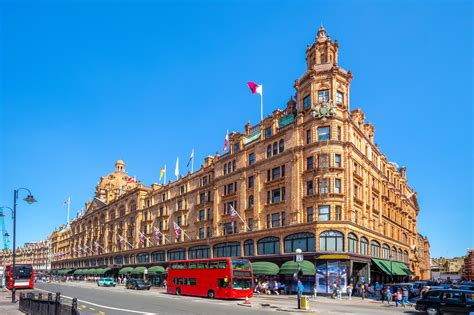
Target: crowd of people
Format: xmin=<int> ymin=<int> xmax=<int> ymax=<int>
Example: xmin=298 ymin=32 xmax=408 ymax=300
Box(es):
xmin=253 ymin=277 xmax=285 ymax=295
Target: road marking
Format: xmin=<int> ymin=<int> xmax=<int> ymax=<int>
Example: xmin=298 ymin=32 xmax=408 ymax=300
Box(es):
xmin=90 ymin=307 xmax=96 ymax=310
xmin=35 ymin=288 xmax=158 ymax=315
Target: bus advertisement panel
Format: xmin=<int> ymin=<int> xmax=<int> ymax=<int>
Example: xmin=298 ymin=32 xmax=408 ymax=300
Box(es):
xmin=5 ymin=264 xmax=35 ymax=290
xmin=167 ymin=258 xmax=253 ymax=299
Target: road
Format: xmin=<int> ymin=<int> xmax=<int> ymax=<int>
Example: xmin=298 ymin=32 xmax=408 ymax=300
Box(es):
xmin=32 ymin=282 xmax=419 ymax=315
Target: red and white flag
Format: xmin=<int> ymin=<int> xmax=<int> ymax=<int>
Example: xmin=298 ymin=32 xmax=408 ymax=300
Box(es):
xmin=223 ymin=130 xmax=229 ymax=152
xmin=247 ymin=81 xmax=262 ymax=95
xmin=229 ymin=204 xmax=238 ymax=218
xmin=118 ymin=235 xmax=125 ymax=244
xmin=173 ymin=221 xmax=181 ymax=240
xmin=127 ymin=176 xmax=137 ymax=184
xmin=139 ymin=232 xmax=146 ymax=245
xmin=153 ymin=226 xmax=163 ymax=243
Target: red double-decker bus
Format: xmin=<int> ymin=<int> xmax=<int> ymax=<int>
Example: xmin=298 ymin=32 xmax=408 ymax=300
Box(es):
xmin=4 ymin=264 xmax=35 ymax=290
xmin=167 ymin=258 xmax=253 ymax=299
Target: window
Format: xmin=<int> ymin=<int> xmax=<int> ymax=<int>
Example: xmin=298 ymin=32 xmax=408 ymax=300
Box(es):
xmin=248 ymin=195 xmax=254 ymax=208
xmin=199 ymin=192 xmax=206 ymax=204
xmin=284 ymin=233 xmax=316 ymax=253
xmin=306 ymin=207 xmax=314 ymax=222
xmin=248 ymin=153 xmax=255 ymax=166
xmin=272 ymin=142 xmax=278 ymax=155
xmin=318 ymin=89 xmax=329 ymax=102
xmin=335 ymin=154 xmax=341 ymax=167
xmin=348 ymin=233 xmax=358 ymax=253
xmin=337 ymin=126 xmax=342 ymax=141
xmin=319 ymin=231 xmax=344 ymax=251
xmin=159 ymin=207 xmax=164 ymax=217
xmin=257 ymin=237 xmax=280 ymax=255
xmin=206 ymin=226 xmax=211 ymax=238
xmin=279 ymin=139 xmax=284 ymax=153
xmin=391 ymin=247 xmax=397 ymax=260
xmin=224 ymin=164 xmax=227 ymax=175
xmin=271 ymin=189 xmax=281 ymax=203
xmin=318 ymin=154 xmax=329 ymax=168
xmin=199 ymin=209 xmax=205 ymax=221
xmin=247 ymin=218 xmax=253 ymax=231
xmin=265 ymin=127 xmax=272 ymax=139
xmin=319 ymin=178 xmax=329 ymax=194
xmin=177 ymin=215 xmax=182 ymax=227
xmin=306 ymin=129 xmax=312 ymax=144
xmin=189 ymin=245 xmax=210 ymax=259
xmin=244 ymin=240 xmax=254 ymax=256
xmin=306 ymin=180 xmax=314 ymax=195
xmin=207 ymin=208 xmax=211 ymax=220
xmin=335 ymin=179 xmax=341 ymax=193
xmin=223 ymin=222 xmax=237 ymax=235
xmin=180 ymin=185 xmax=185 ymax=194
xmin=307 ymin=157 xmax=314 ymax=170
xmin=370 ymin=241 xmax=381 ymax=258
xmin=167 ymin=249 xmax=185 ymax=261
xmin=248 ymin=176 xmax=254 ymax=188
xmin=382 ymin=244 xmax=390 ymax=259
xmin=233 ymin=143 xmax=240 ymax=153
xmin=318 ymin=205 xmax=330 ymax=221
xmin=214 ymin=242 xmax=241 ymax=258
xmin=151 ymin=251 xmax=165 ymax=262
xmin=403 ymin=250 xmax=409 ymax=263
xmin=281 ymin=211 xmax=286 ymax=226
xmin=232 ymin=160 xmax=236 ymax=172
xmin=202 ymin=176 xmax=208 ymax=186
xmin=178 ymin=199 xmax=183 ymax=210
xmin=266 ymin=145 xmax=272 ymax=158
xmin=336 ymin=91 xmax=344 ymax=104
xmin=199 ymin=228 xmax=204 ymax=239
xmin=335 ymin=206 xmax=342 ymax=220
xmin=318 ymin=126 xmax=330 ymax=141
xmin=271 ymin=213 xmax=281 ymax=227
xmin=271 ymin=167 xmax=281 ymax=180
xmin=360 ymin=237 xmax=369 ymax=255
xmin=303 ymin=95 xmax=311 ymax=109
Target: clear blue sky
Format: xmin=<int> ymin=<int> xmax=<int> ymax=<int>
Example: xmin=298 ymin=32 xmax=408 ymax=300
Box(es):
xmin=0 ymin=1 xmax=472 ymax=258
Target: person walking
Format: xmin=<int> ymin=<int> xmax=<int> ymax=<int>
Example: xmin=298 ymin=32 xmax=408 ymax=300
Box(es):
xmin=384 ymin=287 xmax=392 ymax=304
xmin=336 ymin=284 xmax=342 ymax=300
xmin=394 ymin=289 xmax=403 ymax=307
xmin=347 ymin=283 xmax=353 ymax=300
xmin=402 ymin=286 xmax=413 ymax=306
xmin=331 ymin=282 xmax=338 ymax=299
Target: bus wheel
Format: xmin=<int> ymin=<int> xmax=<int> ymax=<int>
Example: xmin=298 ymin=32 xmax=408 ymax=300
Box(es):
xmin=207 ymin=290 xmax=215 ymax=299
xmin=176 ymin=288 xmax=181 ymax=296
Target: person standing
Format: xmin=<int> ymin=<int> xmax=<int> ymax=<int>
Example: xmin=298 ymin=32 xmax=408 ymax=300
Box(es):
xmin=347 ymin=283 xmax=353 ymax=300
xmin=336 ymin=284 xmax=342 ymax=300
xmin=313 ymin=284 xmax=317 ymax=299
xmin=331 ymin=282 xmax=338 ymax=299
xmin=360 ymin=282 xmax=366 ymax=300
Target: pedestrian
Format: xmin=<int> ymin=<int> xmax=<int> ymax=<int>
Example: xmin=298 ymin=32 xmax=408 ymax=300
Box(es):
xmin=273 ymin=279 xmax=279 ymax=295
xmin=347 ymin=283 xmax=353 ymax=300
xmin=297 ymin=280 xmax=304 ymax=298
xmin=360 ymin=282 xmax=366 ymax=300
xmin=394 ymin=289 xmax=403 ymax=307
xmin=384 ymin=287 xmax=392 ymax=304
xmin=336 ymin=284 xmax=342 ymax=300
xmin=402 ymin=286 xmax=412 ymax=306
xmin=313 ymin=284 xmax=317 ymax=299
xmin=331 ymin=282 xmax=338 ymax=299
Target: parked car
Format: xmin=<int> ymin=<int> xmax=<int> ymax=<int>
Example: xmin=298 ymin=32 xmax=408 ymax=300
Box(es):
xmin=97 ymin=277 xmax=116 ymax=287
xmin=415 ymin=289 xmax=474 ymax=314
xmin=126 ymin=279 xmax=151 ymax=290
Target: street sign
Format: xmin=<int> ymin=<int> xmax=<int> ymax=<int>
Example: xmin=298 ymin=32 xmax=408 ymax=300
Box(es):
xmin=296 ymin=254 xmax=303 ymax=262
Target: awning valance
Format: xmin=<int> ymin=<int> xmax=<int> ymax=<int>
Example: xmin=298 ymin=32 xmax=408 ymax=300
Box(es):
xmin=251 ymin=262 xmax=279 ymax=275
xmin=279 ymin=260 xmax=315 ymax=276
xmin=372 ymin=258 xmax=413 ymax=276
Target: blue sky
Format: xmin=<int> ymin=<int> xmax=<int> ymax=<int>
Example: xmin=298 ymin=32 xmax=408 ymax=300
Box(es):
xmin=0 ymin=1 xmax=472 ymax=258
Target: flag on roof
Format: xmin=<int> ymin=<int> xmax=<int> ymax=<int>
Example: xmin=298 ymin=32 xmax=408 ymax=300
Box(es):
xmin=223 ymin=130 xmax=229 ymax=151
xmin=247 ymin=81 xmax=262 ymax=95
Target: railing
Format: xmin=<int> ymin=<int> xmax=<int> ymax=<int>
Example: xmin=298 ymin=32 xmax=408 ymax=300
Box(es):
xmin=19 ymin=292 xmax=80 ymax=315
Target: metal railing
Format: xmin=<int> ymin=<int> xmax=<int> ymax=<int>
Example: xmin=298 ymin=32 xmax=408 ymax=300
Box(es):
xmin=19 ymin=292 xmax=80 ymax=315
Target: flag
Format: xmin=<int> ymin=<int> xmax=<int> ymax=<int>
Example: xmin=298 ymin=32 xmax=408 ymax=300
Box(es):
xmin=127 ymin=176 xmax=137 ymax=184
xmin=173 ymin=221 xmax=181 ymax=240
xmin=247 ymin=81 xmax=263 ymax=95
xmin=153 ymin=226 xmax=163 ymax=243
xmin=64 ymin=197 xmax=70 ymax=206
xmin=229 ymin=204 xmax=238 ymax=218
xmin=187 ymin=149 xmax=194 ymax=167
xmin=159 ymin=165 xmax=166 ymax=181
xmin=174 ymin=157 xmax=179 ymax=178
xmin=139 ymin=232 xmax=146 ymax=245
xmin=118 ymin=235 xmax=125 ymax=244
xmin=94 ymin=241 xmax=100 ymax=253
xmin=223 ymin=130 xmax=229 ymax=151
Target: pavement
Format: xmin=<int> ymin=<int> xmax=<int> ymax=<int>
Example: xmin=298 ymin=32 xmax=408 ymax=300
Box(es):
xmin=0 ymin=288 xmax=23 ymax=315
xmin=27 ymin=281 xmax=421 ymax=315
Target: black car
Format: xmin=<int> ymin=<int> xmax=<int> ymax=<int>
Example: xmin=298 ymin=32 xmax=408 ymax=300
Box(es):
xmin=415 ymin=289 xmax=474 ymax=314
xmin=126 ymin=279 xmax=151 ymax=290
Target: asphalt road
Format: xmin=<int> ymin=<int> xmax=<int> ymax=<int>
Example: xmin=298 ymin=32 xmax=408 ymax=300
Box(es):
xmin=31 ymin=282 xmax=420 ymax=315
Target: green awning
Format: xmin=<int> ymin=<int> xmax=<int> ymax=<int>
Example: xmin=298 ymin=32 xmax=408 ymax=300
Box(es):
xmin=58 ymin=269 xmax=70 ymax=275
xmin=278 ymin=114 xmax=296 ymax=128
xmin=372 ymin=258 xmax=413 ymax=276
xmin=93 ymin=268 xmax=103 ymax=275
xmin=148 ymin=266 xmax=165 ymax=275
xmin=244 ymin=130 xmax=262 ymax=144
xmin=98 ymin=268 xmax=111 ymax=275
xmin=279 ymin=260 xmax=315 ymax=276
xmin=251 ymin=262 xmax=279 ymax=275
xmin=131 ymin=266 xmax=146 ymax=275
xmin=73 ymin=269 xmax=83 ymax=275
xmin=118 ymin=267 xmax=134 ymax=275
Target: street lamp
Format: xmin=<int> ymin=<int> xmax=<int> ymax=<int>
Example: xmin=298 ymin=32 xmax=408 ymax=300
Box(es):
xmin=11 ymin=188 xmax=37 ymax=303
xmin=295 ymin=248 xmax=303 ymax=309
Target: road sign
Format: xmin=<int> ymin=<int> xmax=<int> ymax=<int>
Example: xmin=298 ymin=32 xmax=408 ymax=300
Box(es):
xmin=296 ymin=254 xmax=303 ymax=262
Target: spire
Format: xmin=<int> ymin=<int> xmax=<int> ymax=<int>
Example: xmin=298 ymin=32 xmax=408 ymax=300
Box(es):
xmin=317 ymin=24 xmax=327 ymax=40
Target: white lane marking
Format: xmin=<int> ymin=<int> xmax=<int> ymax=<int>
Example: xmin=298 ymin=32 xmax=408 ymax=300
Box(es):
xmin=35 ymin=288 xmax=158 ymax=315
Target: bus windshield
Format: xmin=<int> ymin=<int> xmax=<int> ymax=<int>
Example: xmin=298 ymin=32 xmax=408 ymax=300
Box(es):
xmin=13 ymin=265 xmax=33 ymax=279
xmin=231 ymin=259 xmax=251 ymax=271
xmin=232 ymin=278 xmax=253 ymax=290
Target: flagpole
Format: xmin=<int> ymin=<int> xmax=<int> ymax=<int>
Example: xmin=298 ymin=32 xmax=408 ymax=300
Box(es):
xmin=260 ymin=91 xmax=263 ymax=121
xmin=67 ymin=197 xmax=70 ymax=224
xmin=164 ymin=165 xmax=167 ymax=185
xmin=191 ymin=150 xmax=194 ymax=173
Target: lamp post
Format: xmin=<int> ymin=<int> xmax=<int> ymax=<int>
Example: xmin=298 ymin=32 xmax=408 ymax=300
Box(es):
xmin=295 ymin=248 xmax=303 ymax=309
xmin=389 ymin=254 xmax=393 ymax=283
xmin=11 ymin=188 xmax=37 ymax=303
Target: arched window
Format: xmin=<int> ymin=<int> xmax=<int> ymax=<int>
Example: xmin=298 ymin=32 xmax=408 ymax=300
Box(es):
xmin=151 ymin=251 xmax=165 ymax=262
xmin=360 ymin=237 xmax=369 ymax=255
xmin=370 ymin=241 xmax=381 ymax=258
xmin=130 ymin=255 xmax=136 ymax=264
xmin=279 ymin=139 xmax=284 ymax=153
xmin=188 ymin=246 xmax=210 ymax=259
xmin=248 ymin=195 xmax=254 ymax=208
xmin=272 ymin=142 xmax=278 ymax=155
xmin=244 ymin=240 xmax=254 ymax=256
xmin=403 ymin=250 xmax=409 ymax=263
xmin=398 ymin=249 xmax=403 ymax=261
xmin=214 ymin=242 xmax=241 ymax=258
xmin=124 ymin=255 xmax=129 ymax=264
xmin=167 ymin=248 xmax=185 ymax=261
xmin=257 ymin=237 xmax=280 ymax=255
xmin=319 ymin=231 xmax=344 ymax=251
xmin=232 ymin=160 xmax=236 ymax=172
xmin=227 ymin=162 xmax=232 ymax=173
xmin=267 ymin=145 xmax=272 ymax=158
xmin=382 ymin=244 xmax=390 ymax=259
xmin=391 ymin=247 xmax=397 ymax=260
xmin=137 ymin=253 xmax=149 ymax=263
xmin=114 ymin=255 xmax=123 ymax=264
xmin=224 ymin=164 xmax=227 ymax=175
xmin=284 ymin=233 xmax=315 ymax=253
xmin=348 ymin=233 xmax=358 ymax=253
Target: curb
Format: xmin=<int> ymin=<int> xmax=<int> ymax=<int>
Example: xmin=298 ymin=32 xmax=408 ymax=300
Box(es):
xmin=275 ymin=308 xmax=317 ymax=313
xmin=236 ymin=302 xmax=253 ymax=307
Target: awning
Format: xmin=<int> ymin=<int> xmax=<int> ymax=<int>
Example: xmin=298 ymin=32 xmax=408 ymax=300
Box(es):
xmin=118 ymin=267 xmax=134 ymax=275
xmin=251 ymin=262 xmax=279 ymax=275
xmin=98 ymin=268 xmax=111 ymax=275
xmin=130 ymin=266 xmax=146 ymax=275
xmin=148 ymin=266 xmax=165 ymax=275
xmin=279 ymin=260 xmax=315 ymax=276
xmin=372 ymin=258 xmax=413 ymax=276
xmin=73 ymin=269 xmax=83 ymax=275
xmin=93 ymin=268 xmax=104 ymax=275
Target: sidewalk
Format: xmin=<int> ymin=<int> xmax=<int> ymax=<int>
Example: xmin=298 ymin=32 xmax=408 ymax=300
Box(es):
xmin=0 ymin=289 xmax=23 ymax=315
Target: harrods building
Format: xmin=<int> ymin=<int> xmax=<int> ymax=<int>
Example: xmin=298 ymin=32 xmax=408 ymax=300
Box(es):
xmin=50 ymin=27 xmax=430 ymax=292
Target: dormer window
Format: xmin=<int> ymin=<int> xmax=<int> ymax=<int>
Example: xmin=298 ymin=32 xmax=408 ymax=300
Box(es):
xmin=318 ymin=90 xmax=329 ymax=102
xmin=265 ymin=127 xmax=272 ymax=139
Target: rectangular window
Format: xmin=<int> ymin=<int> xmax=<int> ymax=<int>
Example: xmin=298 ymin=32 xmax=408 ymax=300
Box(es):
xmin=335 ymin=178 xmax=341 ymax=193
xmin=199 ymin=192 xmax=206 ymax=204
xmin=233 ymin=143 xmax=240 ymax=153
xmin=202 ymin=176 xmax=208 ymax=186
xmin=319 ymin=178 xmax=329 ymax=194
xmin=318 ymin=205 xmax=330 ymax=221
xmin=281 ymin=211 xmax=286 ymax=226
xmin=319 ymin=154 xmax=329 ymax=168
xmin=307 ymin=207 xmax=314 ymax=222
xmin=307 ymin=157 xmax=314 ymax=170
xmin=335 ymin=206 xmax=342 ymax=220
xmin=206 ymin=226 xmax=211 ymax=237
xmin=207 ymin=208 xmax=211 ymax=220
xmin=307 ymin=180 xmax=314 ymax=196
xmin=318 ymin=89 xmax=329 ymax=102
xmin=281 ymin=186 xmax=286 ymax=201
xmin=248 ymin=176 xmax=254 ymax=188
xmin=318 ymin=126 xmax=330 ymax=141
xmin=178 ymin=199 xmax=183 ymax=210
xmin=265 ymin=127 xmax=272 ymax=139
xmin=180 ymin=185 xmax=185 ymax=194
xmin=336 ymin=91 xmax=344 ymax=104
xmin=248 ymin=153 xmax=255 ymax=166
xmin=199 ymin=228 xmax=204 ymax=239
xmin=335 ymin=154 xmax=341 ymax=167
xmin=177 ymin=215 xmax=182 ymax=226
xmin=266 ymin=214 xmax=270 ymax=228
xmin=306 ymin=129 xmax=312 ymax=144
xmin=272 ymin=189 xmax=281 ymax=203
xmin=271 ymin=213 xmax=281 ymax=228
xmin=159 ymin=207 xmax=164 ymax=217
xmin=281 ymin=164 xmax=286 ymax=177
xmin=199 ymin=209 xmax=205 ymax=221
xmin=247 ymin=218 xmax=253 ymax=231
xmin=271 ymin=167 xmax=280 ymax=180
xmin=303 ymin=95 xmax=311 ymax=109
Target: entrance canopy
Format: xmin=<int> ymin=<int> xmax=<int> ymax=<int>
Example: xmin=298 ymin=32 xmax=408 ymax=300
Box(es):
xmin=372 ymin=258 xmax=413 ymax=276
xmin=251 ymin=262 xmax=279 ymax=275
xmin=279 ymin=260 xmax=315 ymax=276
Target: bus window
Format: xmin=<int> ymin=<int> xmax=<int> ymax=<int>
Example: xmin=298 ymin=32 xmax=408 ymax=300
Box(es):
xmin=231 ymin=259 xmax=251 ymax=270
xmin=209 ymin=261 xmax=219 ymax=269
xmin=188 ymin=278 xmax=197 ymax=286
xmin=218 ymin=261 xmax=228 ymax=269
xmin=197 ymin=262 xmax=207 ymax=269
xmin=217 ymin=278 xmax=230 ymax=288
xmin=232 ymin=278 xmax=252 ymax=290
xmin=188 ymin=262 xmax=197 ymax=269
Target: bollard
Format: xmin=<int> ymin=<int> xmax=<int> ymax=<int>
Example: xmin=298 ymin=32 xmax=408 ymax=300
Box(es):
xmin=55 ymin=292 xmax=61 ymax=315
xmin=48 ymin=293 xmax=53 ymax=301
xmin=38 ymin=293 xmax=43 ymax=300
xmin=72 ymin=297 xmax=78 ymax=314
